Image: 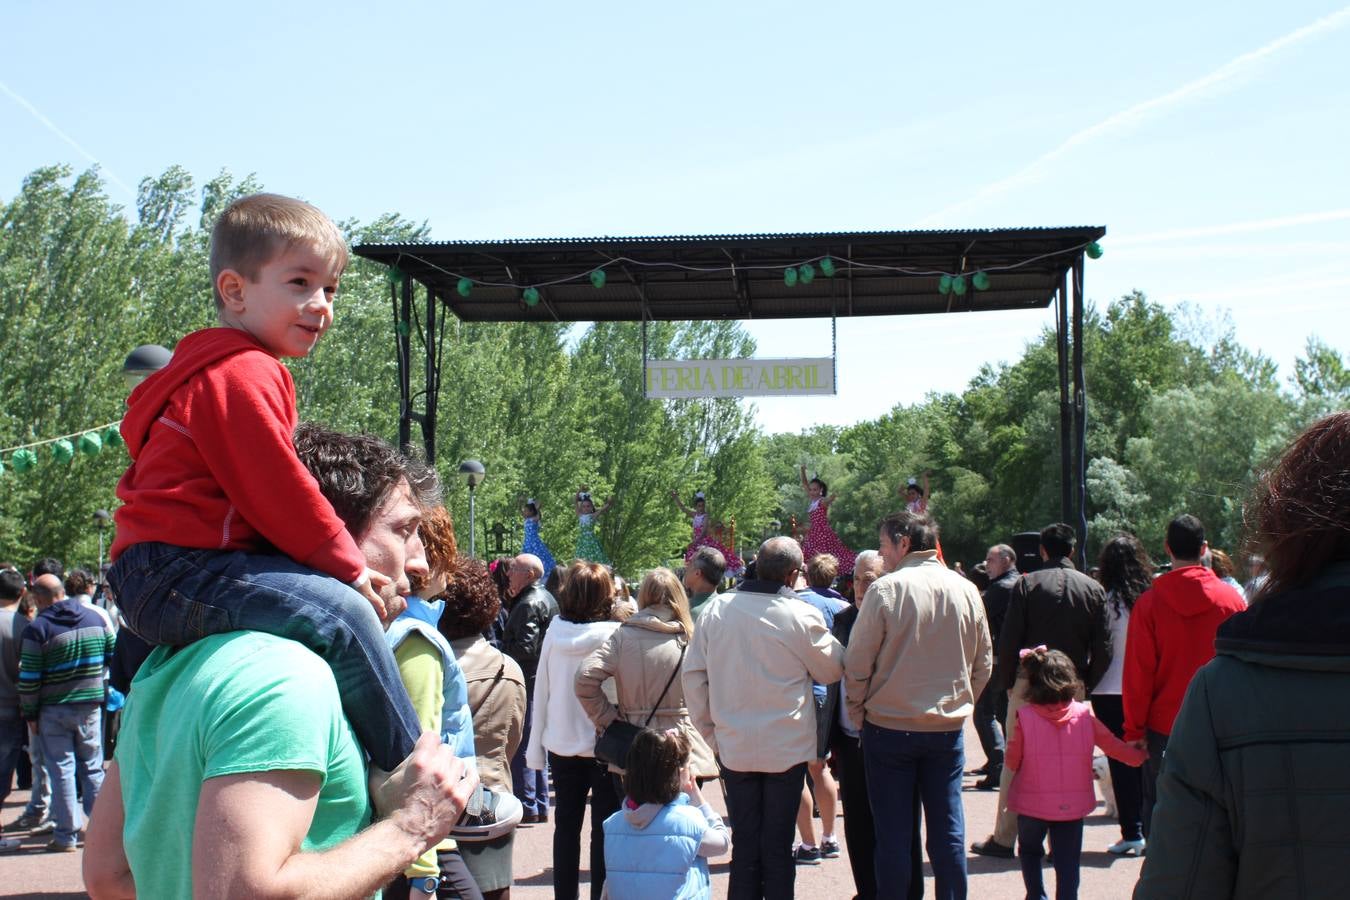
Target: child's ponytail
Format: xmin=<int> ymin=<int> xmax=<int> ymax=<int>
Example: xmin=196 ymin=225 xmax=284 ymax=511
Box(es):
xmin=1019 ymin=646 xmax=1082 ymax=705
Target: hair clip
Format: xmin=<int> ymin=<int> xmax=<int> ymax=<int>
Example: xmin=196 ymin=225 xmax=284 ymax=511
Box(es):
xmin=1019 ymin=644 xmax=1048 ymax=659
xmin=693 ymin=491 xmax=706 ymax=500
xmin=526 ymin=497 xmax=536 ymax=506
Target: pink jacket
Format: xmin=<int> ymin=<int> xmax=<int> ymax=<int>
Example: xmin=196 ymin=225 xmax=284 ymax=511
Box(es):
xmin=1007 ymin=700 xmax=1147 ymax=821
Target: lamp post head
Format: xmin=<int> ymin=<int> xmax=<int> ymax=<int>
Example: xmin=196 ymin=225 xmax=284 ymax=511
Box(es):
xmin=93 ymin=509 xmax=112 ymax=530
xmin=123 ymin=344 xmax=172 ymax=391
xmin=459 ymin=459 xmax=486 ymax=489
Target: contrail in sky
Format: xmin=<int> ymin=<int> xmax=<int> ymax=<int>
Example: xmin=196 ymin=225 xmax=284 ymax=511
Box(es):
xmin=1114 ymin=209 xmax=1350 ymax=245
xmin=0 ymin=79 xmax=137 ymax=199
xmin=917 ymin=6 xmax=1350 ymax=224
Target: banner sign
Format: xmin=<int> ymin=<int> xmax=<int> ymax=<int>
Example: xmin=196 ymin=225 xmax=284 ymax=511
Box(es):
xmin=645 ymin=357 xmax=835 ymax=398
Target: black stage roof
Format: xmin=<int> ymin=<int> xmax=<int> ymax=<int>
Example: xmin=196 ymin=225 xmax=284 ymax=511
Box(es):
xmin=354 ymin=226 xmax=1106 ymax=323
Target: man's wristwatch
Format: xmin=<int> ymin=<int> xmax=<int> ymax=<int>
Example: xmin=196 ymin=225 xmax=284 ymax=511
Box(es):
xmin=413 ymin=875 xmax=439 ymax=896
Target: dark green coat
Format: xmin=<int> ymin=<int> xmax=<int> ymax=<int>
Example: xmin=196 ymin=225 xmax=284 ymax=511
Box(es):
xmin=1135 ymin=563 xmax=1350 ymax=899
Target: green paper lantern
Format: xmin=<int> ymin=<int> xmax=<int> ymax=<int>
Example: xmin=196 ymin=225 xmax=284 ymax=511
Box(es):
xmin=798 ymin=264 xmax=816 ymax=285
xmin=456 ymin=277 xmax=473 ymax=298
xmin=952 ymin=275 xmax=968 ymax=296
xmin=103 ymin=426 xmax=123 ymax=448
xmin=523 ymin=287 xmax=541 ymax=307
xmin=12 ymin=449 xmax=37 ymax=473
xmin=78 ymin=432 xmax=103 ymax=455
xmin=590 ymin=269 xmax=607 ymax=289
xmin=938 ymin=274 xmax=953 ymax=295
xmin=395 ymin=319 xmax=411 ymax=337
xmin=1086 ymin=241 xmax=1104 ymax=259
xmin=820 ymin=257 xmax=836 ymax=278
xmin=386 ymin=266 xmax=405 ymax=286
xmin=783 ymin=268 xmax=798 ymax=288
xmin=52 ymin=439 xmax=75 ymax=464
xmin=972 ymin=271 xmax=991 ymax=291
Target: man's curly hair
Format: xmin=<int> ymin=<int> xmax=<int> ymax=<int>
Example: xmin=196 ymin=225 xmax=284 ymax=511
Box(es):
xmin=293 ymin=424 xmax=439 ymax=538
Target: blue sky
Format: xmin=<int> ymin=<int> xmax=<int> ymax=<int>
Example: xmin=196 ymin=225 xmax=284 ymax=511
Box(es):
xmin=3 ymin=1 xmax=1347 ymax=433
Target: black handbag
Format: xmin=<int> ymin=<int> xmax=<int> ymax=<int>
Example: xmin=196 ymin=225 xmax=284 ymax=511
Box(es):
xmin=594 ymin=644 xmax=686 ymax=769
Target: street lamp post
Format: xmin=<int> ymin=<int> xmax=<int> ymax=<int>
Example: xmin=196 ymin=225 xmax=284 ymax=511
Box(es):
xmin=122 ymin=344 xmax=173 ymax=392
xmin=93 ymin=509 xmax=112 ymax=572
xmin=458 ymin=460 xmax=486 ymax=558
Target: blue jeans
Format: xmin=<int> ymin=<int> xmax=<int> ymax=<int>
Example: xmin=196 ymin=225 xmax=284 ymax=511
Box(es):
xmin=23 ymin=725 xmax=51 ymax=819
xmin=973 ymin=682 xmax=1005 ymax=777
xmin=1017 ymin=815 xmax=1083 ymax=900
xmin=510 ymin=692 xmax=550 ymax=817
xmin=38 ymin=703 xmax=104 ymax=845
xmin=863 ymin=723 xmax=967 ymax=900
xmin=110 ymin=541 xmax=421 ymax=771
xmin=0 ymin=714 xmax=24 ymax=810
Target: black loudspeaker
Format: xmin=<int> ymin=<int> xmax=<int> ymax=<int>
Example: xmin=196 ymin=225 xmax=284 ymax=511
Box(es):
xmin=1011 ymin=531 xmax=1043 ymax=574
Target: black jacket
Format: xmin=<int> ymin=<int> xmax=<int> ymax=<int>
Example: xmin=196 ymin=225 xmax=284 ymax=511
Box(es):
xmin=1135 ymin=563 xmax=1350 ymax=899
xmin=982 ymin=569 xmax=1018 ymax=651
xmin=501 ymin=583 xmax=558 ymax=692
xmin=995 ymin=558 xmax=1110 ymax=692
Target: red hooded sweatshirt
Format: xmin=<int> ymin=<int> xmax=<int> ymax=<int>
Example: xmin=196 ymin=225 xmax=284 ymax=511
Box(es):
xmin=110 ymin=328 xmax=365 ymax=583
xmin=1121 ymin=565 xmax=1246 ymax=741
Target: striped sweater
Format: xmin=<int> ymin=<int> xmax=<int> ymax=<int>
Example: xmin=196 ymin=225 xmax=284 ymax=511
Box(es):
xmin=18 ymin=599 xmax=115 ymax=719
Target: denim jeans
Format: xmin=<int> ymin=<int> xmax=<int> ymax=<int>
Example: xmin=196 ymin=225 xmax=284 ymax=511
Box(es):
xmin=511 ymin=692 xmax=550 ymax=818
xmin=972 ymin=681 xmax=1005 ymax=777
xmin=110 ymin=541 xmax=421 ymax=771
xmin=721 ymin=762 xmax=807 ymax=900
xmin=1090 ymin=695 xmax=1144 ymax=842
xmin=548 ymin=752 xmax=620 ymax=900
xmin=0 ymin=714 xmax=24 ymax=809
xmin=23 ymin=724 xmax=51 ymax=819
xmin=38 ymin=703 xmax=104 ymax=845
xmin=863 ymin=723 xmax=967 ymax=900
xmin=1017 ymin=815 xmax=1083 ymax=900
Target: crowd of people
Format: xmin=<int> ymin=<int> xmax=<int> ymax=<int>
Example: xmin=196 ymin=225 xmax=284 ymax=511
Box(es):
xmin=1 ymin=191 xmax=1346 ymax=900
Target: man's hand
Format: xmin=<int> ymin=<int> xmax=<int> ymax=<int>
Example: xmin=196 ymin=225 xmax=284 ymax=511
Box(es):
xmin=369 ymin=731 xmax=478 ymax=854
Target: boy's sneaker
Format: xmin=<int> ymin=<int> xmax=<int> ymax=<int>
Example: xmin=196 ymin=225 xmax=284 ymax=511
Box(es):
xmin=1107 ymin=838 xmax=1146 ymax=857
xmin=820 ymin=836 xmax=841 ymax=858
xmin=450 ymin=785 xmax=523 ymax=841
xmin=793 ymin=844 xmax=822 ymax=865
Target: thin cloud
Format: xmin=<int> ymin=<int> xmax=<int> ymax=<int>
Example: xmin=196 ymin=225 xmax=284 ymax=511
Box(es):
xmin=917 ymin=6 xmax=1350 ymax=225
xmin=1113 ymin=209 xmax=1350 ymax=245
xmin=0 ymin=79 xmax=136 ymax=199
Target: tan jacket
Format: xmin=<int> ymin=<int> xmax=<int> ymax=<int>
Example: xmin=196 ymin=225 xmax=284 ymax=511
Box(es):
xmin=683 ymin=580 xmax=845 ymax=773
xmin=450 ymin=635 xmax=527 ymax=792
xmin=843 ymin=550 xmax=992 ymax=733
xmin=574 ymin=607 xmax=718 ymax=777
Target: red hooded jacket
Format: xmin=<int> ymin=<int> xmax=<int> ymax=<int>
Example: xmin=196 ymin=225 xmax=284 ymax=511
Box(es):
xmin=110 ymin=328 xmax=365 ymax=583
xmin=1122 ymin=565 xmax=1246 ymax=740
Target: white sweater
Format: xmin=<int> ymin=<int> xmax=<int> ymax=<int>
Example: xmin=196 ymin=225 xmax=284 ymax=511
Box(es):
xmin=526 ymin=617 xmax=621 ymax=767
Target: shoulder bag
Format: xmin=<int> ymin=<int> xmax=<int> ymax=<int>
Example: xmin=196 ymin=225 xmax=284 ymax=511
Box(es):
xmin=594 ymin=643 xmax=686 ymax=769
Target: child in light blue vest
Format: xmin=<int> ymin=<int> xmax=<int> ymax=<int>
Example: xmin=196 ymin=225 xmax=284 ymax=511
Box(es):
xmin=601 ymin=729 xmax=730 ymax=900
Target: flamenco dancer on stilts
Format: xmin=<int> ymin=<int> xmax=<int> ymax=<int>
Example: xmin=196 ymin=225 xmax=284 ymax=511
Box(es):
xmin=573 ymin=487 xmax=613 ymax=565
xmin=902 ymin=471 xmax=947 ymax=564
xmin=519 ymin=496 xmax=557 ymax=574
xmin=671 ymin=489 xmax=745 ymax=576
xmin=799 ymin=465 xmax=856 ymax=575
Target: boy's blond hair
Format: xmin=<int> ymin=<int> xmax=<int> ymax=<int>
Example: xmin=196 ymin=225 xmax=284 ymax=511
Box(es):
xmin=209 ymin=193 xmax=349 ymax=309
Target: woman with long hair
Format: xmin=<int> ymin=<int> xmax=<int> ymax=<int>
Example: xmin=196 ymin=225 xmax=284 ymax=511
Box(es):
xmin=575 ymin=568 xmax=718 ymax=789
xmin=1090 ymin=534 xmax=1153 ymax=857
xmin=1137 ymin=412 xmax=1350 ymax=898
xmin=524 ymin=561 xmax=623 ymax=900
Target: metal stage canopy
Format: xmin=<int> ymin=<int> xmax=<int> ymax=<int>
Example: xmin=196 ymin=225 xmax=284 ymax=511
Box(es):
xmin=354 ymin=225 xmax=1105 ymax=557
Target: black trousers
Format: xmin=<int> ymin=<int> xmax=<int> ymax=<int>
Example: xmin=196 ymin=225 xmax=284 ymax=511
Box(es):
xmin=722 ymin=762 xmax=807 ymax=900
xmin=1089 ymin=694 xmax=1144 ymax=842
xmin=548 ymin=752 xmax=621 ymax=900
xmin=834 ymin=732 xmax=925 ymax=900
xmin=385 ymin=849 xmax=484 ymax=899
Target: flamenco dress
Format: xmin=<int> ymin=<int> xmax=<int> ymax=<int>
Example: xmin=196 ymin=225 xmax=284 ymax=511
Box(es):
xmin=575 ymin=513 xmax=610 ymax=565
xmin=684 ymin=513 xmax=745 ymax=576
xmin=521 ymin=516 xmax=557 ymax=573
xmin=802 ymin=499 xmax=856 ymax=575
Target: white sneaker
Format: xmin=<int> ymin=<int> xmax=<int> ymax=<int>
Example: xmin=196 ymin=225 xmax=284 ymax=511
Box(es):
xmin=450 ymin=785 xmax=523 ymax=841
xmin=1107 ymin=838 xmax=1146 ymax=857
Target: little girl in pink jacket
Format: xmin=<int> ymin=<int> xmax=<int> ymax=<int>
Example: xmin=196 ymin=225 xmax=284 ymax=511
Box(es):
xmin=1006 ymin=647 xmax=1148 ymax=900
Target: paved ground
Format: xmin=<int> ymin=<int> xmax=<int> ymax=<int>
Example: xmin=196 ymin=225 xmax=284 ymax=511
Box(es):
xmin=1 ymin=718 xmax=1145 ymax=898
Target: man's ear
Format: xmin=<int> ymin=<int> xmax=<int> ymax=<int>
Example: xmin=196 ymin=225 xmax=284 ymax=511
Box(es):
xmin=217 ymin=269 xmax=247 ymax=312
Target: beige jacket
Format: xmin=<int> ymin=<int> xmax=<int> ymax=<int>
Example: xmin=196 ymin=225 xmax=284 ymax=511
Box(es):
xmin=574 ymin=607 xmax=718 ymax=777
xmin=450 ymin=635 xmax=527 ymax=792
xmin=843 ymin=550 xmax=992 ymax=733
xmin=683 ymin=580 xmax=844 ymax=773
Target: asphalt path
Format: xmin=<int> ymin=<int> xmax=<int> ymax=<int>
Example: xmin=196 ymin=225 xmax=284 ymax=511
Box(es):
xmin=1 ymin=717 xmax=1145 ymax=898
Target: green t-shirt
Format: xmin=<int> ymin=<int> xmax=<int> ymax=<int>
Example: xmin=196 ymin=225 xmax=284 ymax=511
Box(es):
xmin=117 ymin=631 xmax=370 ymax=898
